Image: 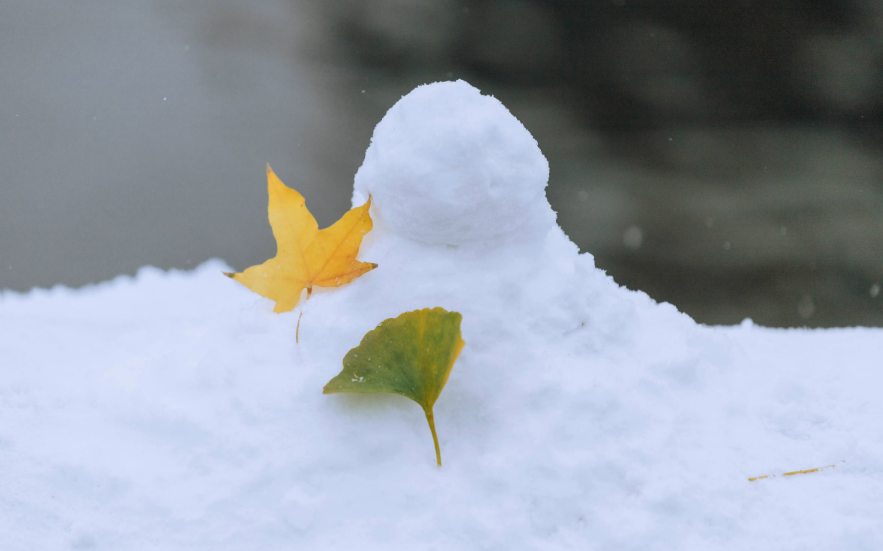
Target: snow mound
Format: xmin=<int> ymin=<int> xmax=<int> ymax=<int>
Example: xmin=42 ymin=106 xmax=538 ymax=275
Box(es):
xmin=2 ymin=80 xmax=882 ymax=550
xmin=354 ymin=80 xmax=552 ymax=245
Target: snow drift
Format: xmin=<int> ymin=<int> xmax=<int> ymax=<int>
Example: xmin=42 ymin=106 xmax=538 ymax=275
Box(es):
xmin=1 ymin=80 xmax=881 ymax=550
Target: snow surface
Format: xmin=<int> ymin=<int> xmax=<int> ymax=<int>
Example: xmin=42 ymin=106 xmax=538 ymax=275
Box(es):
xmin=354 ymin=80 xmax=551 ymax=246
xmin=2 ymin=81 xmax=883 ymax=550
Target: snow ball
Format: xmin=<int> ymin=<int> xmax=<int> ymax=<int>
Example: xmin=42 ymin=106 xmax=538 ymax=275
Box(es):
xmin=353 ymin=80 xmax=550 ymax=246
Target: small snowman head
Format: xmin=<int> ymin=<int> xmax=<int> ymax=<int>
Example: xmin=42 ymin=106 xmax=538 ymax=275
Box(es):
xmin=353 ymin=80 xmax=550 ymax=246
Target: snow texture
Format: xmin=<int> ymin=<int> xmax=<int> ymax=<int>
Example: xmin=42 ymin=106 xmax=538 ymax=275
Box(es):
xmin=354 ymin=80 xmax=552 ymax=246
xmin=2 ymin=81 xmax=882 ymax=550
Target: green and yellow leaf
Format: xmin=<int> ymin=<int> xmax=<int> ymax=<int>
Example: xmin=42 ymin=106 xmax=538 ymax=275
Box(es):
xmin=324 ymin=307 xmax=465 ymax=466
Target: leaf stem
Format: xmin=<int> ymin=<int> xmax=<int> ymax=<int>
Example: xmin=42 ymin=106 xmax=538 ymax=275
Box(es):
xmin=424 ymin=407 xmax=441 ymax=467
xmin=295 ymin=287 xmax=313 ymax=344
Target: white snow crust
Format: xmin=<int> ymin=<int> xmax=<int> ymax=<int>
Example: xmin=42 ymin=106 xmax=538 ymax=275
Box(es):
xmin=353 ymin=80 xmax=552 ymax=246
xmin=2 ymin=81 xmax=882 ymax=550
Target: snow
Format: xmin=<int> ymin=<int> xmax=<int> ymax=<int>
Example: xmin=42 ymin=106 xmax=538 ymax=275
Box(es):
xmin=2 ymin=81 xmax=883 ymax=550
xmin=354 ymin=80 xmax=551 ymax=245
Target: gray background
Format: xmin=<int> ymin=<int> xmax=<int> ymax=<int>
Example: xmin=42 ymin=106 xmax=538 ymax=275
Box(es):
xmin=2 ymin=0 xmax=882 ymax=327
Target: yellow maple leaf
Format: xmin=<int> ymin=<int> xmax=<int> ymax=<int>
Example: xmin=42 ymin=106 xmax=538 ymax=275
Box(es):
xmin=226 ymin=164 xmax=377 ymax=313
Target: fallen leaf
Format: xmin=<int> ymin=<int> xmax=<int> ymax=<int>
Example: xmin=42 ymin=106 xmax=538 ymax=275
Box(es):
xmin=226 ymin=164 xmax=377 ymax=314
xmin=748 ymin=461 xmax=843 ymax=481
xmin=323 ymin=307 xmax=465 ymax=466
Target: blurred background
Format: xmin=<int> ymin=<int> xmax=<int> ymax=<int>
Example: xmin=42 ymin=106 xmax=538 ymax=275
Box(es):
xmin=1 ymin=0 xmax=882 ymax=327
